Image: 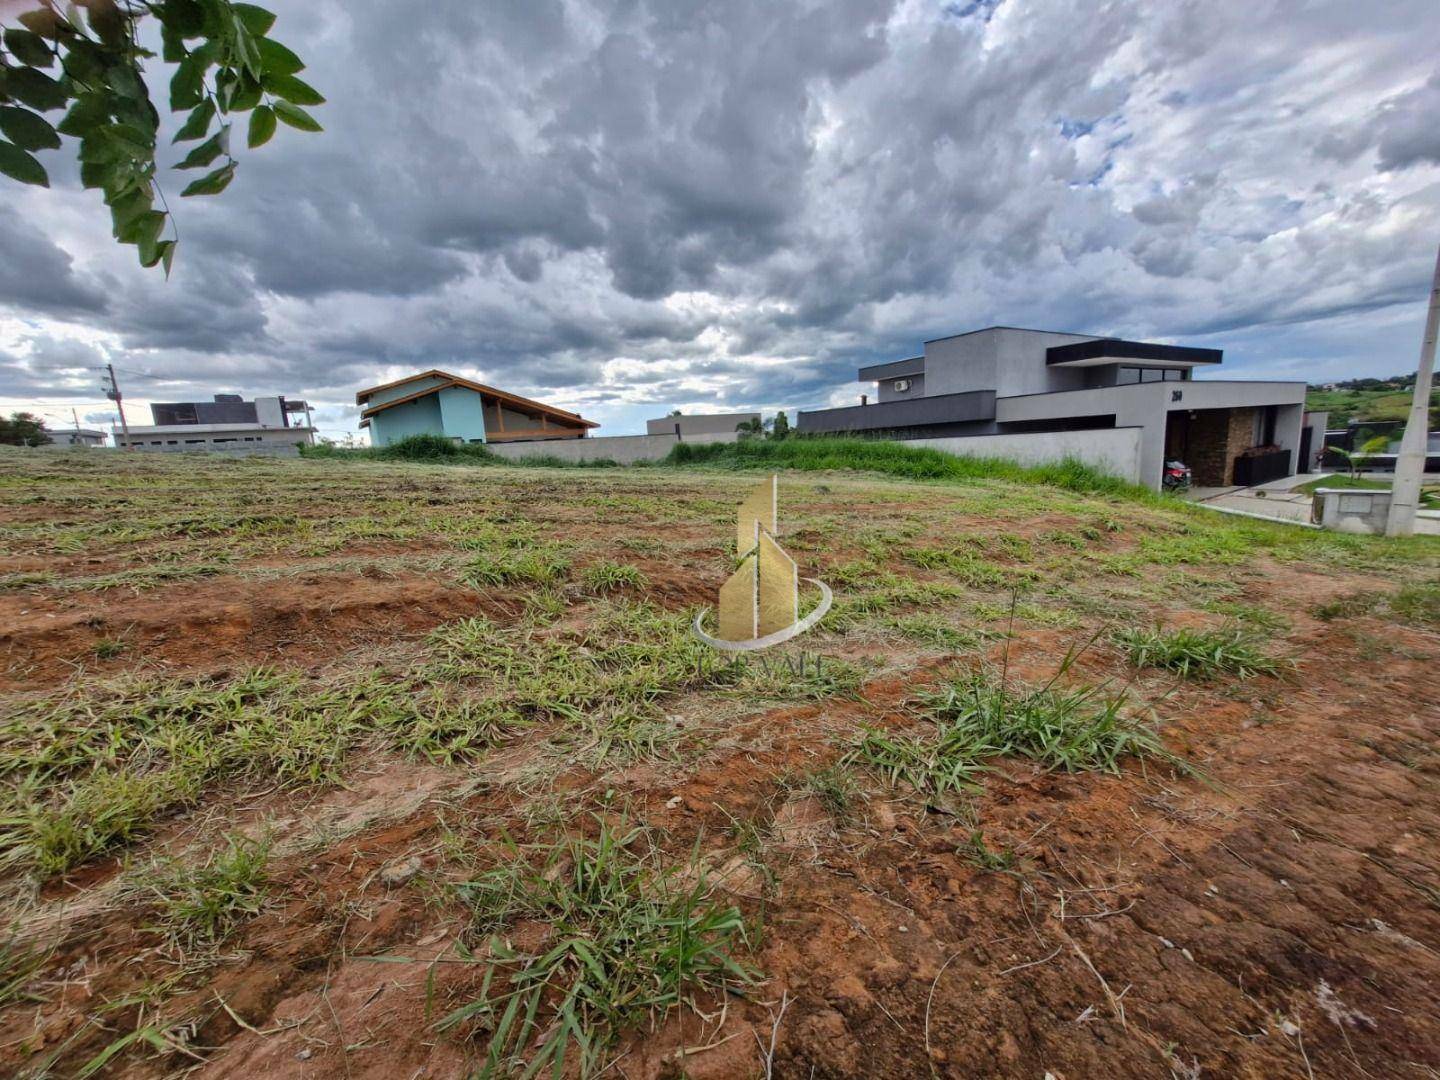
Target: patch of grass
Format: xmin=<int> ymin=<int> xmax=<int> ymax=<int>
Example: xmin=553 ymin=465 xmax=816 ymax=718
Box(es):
xmin=305 ymin=433 xmax=499 ymax=465
xmin=728 ymin=653 xmax=866 ymax=701
xmin=843 ymin=726 xmax=987 ymax=801
xmin=93 ymin=638 xmax=127 ymax=659
xmin=441 ymin=820 xmax=755 ymax=1076
xmin=1392 ymin=579 xmax=1440 ymax=626
xmin=959 ymin=830 xmax=1016 ymax=872
xmin=883 ymin=612 xmax=982 ymax=650
xmin=1199 ymin=600 xmax=1290 ymax=634
xmin=791 ymin=763 xmax=862 ymax=823
xmin=144 ymin=834 xmax=271 ymax=950
xmin=0 ymin=934 xmax=49 ymax=1010
xmin=916 ymin=666 xmax=1177 ymax=774
xmin=1114 ymin=624 xmax=1285 ymax=680
xmin=664 ymin=437 xmax=1153 ymax=499
xmin=462 ymin=544 xmax=570 ymax=588
xmin=580 ymin=560 xmax=648 ymax=594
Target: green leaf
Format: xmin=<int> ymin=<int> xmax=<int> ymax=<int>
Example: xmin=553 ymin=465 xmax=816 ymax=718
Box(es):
xmin=0 ymin=106 xmax=61 ymax=151
xmin=4 ymin=28 xmax=55 ymax=67
xmin=4 ymin=68 xmax=69 ymax=112
xmin=119 ymin=209 xmax=166 ymax=247
xmin=272 ymin=100 xmax=321 ymax=133
xmin=233 ymin=4 xmax=278 ymax=36
xmin=17 ymin=9 xmax=67 ymax=39
xmin=260 ymin=72 xmax=324 ymax=106
xmin=247 ymin=104 xmax=276 ymax=148
xmin=57 ymin=94 xmax=111 ymax=138
xmin=180 ymin=160 xmax=235 ymax=197
xmin=170 ymin=51 xmax=207 ymax=111
xmin=0 ymin=139 xmax=49 ymax=187
xmin=80 ymin=123 xmax=153 ymax=164
xmin=160 ymin=22 xmax=186 ymax=63
xmin=108 ymin=187 xmax=153 ymax=233
xmin=162 ymin=0 xmax=207 ymax=38
xmin=160 ymin=238 xmax=177 ymax=277
xmin=104 ymin=60 xmax=146 ymax=102
xmin=176 ymin=125 xmax=227 ymax=168
xmin=233 ymin=24 xmax=263 ymax=81
xmin=80 ymin=160 xmax=113 ymax=189
xmin=173 ymin=99 xmax=215 ymax=142
xmin=229 ymin=73 xmax=263 ymax=112
xmin=61 ymin=40 xmax=107 ymax=85
xmin=256 ymin=37 xmax=304 ymax=76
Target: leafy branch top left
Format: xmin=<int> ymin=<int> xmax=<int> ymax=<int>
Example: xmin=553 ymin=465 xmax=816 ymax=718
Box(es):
xmin=0 ymin=0 xmax=324 ymax=273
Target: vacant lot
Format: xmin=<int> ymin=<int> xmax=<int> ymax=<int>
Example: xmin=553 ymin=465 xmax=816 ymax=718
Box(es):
xmin=2 ymin=447 xmax=1438 ymax=1079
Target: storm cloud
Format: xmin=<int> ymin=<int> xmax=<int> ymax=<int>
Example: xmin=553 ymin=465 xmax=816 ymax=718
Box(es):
xmin=2 ymin=0 xmax=1439 ymax=439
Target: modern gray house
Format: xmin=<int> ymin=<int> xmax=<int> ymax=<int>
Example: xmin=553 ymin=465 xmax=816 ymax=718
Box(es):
xmin=797 ymin=326 xmax=1314 ymax=489
xmin=115 ymin=393 xmax=316 ymax=452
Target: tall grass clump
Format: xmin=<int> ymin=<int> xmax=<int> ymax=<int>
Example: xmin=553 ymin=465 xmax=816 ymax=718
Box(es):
xmin=144 ymin=833 xmax=271 ymax=949
xmin=663 ymin=437 xmax=1151 ymax=499
xmin=846 ymin=647 xmax=1181 ymax=799
xmin=1114 ymin=624 xmax=1286 ymax=680
xmin=439 ymin=820 xmax=755 ymax=1076
xmin=302 ymin=434 xmax=498 ymax=465
xmin=915 ymin=669 xmax=1175 ymax=774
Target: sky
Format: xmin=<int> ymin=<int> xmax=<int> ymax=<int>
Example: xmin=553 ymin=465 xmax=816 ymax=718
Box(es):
xmin=3 ymin=0 xmax=1439 ymax=444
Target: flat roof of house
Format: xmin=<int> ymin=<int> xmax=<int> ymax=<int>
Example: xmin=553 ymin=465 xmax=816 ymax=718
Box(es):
xmin=118 ymin=423 xmax=315 ymax=435
xmin=356 ymin=369 xmax=597 ymax=428
xmin=1045 ymin=338 xmax=1222 ymax=368
xmin=922 ymin=324 xmax=1100 ymax=345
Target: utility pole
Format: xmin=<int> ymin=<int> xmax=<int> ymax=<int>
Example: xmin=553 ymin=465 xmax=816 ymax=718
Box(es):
xmin=102 ymin=363 xmax=133 ymax=450
xmin=1385 ymin=243 xmax=1440 ymax=537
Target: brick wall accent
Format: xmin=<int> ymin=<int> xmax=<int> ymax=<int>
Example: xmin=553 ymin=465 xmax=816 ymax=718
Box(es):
xmin=1188 ymin=407 xmax=1256 ymax=486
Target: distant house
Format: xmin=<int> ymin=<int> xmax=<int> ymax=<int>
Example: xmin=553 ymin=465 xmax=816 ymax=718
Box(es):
xmin=115 ymin=393 xmax=315 ymax=452
xmin=56 ymin=428 xmax=107 ymax=448
xmin=645 ymin=412 xmax=760 ymax=437
xmin=357 ymin=370 xmax=597 ymax=446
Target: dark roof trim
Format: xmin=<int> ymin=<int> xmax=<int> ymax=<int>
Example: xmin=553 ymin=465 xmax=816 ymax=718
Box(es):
xmin=923 ymin=325 xmax=1100 ymax=345
xmin=857 ymin=356 xmax=924 ymax=382
xmin=1046 ymin=338 xmax=1222 ymax=367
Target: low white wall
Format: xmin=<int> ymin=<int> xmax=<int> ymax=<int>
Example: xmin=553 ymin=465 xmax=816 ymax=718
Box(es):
xmin=486 ymin=430 xmax=737 ymax=465
xmin=904 ymin=427 xmax=1143 ymax=484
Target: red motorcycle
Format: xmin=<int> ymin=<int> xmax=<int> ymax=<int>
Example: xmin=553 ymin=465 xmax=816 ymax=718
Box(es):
xmin=1162 ymin=460 xmax=1192 ymax=493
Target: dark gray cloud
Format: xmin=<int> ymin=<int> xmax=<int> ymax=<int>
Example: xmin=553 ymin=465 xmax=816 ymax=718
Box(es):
xmin=3 ymin=0 xmax=1440 ymax=440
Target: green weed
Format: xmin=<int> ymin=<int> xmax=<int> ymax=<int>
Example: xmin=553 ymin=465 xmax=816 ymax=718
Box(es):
xmin=440 ymin=820 xmax=755 ymax=1076
xmin=1115 ymin=624 xmax=1285 ymax=680
xmin=580 ymin=560 xmax=648 ymax=594
xmin=144 ymin=833 xmax=271 ymax=949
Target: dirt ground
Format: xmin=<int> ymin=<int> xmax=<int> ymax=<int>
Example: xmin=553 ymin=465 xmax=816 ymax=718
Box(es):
xmin=2 ymin=449 xmax=1438 ymax=1079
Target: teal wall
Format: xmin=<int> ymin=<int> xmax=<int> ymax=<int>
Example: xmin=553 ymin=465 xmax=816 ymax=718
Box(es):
xmin=437 ymin=385 xmax=489 ymax=443
xmin=368 ymin=386 xmax=489 ymax=446
xmin=369 ymin=394 xmax=444 ymax=446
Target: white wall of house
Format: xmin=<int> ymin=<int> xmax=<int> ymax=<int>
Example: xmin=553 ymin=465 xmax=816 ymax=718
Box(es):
xmin=115 ymin=424 xmax=314 ymax=452
xmin=905 ymin=426 xmax=1144 ymax=484
xmin=997 ymin=379 xmax=1306 ymax=487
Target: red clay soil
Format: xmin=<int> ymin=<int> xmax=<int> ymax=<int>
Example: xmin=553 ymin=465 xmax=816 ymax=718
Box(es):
xmin=5 ymin=599 xmax=1438 ymax=1080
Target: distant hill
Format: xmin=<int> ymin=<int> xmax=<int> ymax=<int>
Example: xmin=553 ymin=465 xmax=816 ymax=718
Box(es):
xmin=1307 ymin=375 xmax=1439 ymax=428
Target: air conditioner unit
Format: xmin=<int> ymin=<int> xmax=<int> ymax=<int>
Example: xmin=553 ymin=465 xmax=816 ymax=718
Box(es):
xmin=894 ymin=379 xmax=911 ymax=392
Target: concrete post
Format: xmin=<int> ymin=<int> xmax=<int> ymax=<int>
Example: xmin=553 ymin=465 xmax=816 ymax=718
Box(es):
xmin=1385 ymin=243 xmax=1440 ymax=537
